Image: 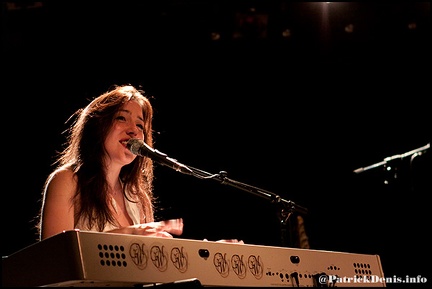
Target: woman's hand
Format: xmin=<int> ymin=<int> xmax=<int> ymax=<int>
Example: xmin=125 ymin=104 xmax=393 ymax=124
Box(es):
xmin=203 ymin=238 xmax=245 ymax=244
xmin=108 ymin=218 xmax=183 ymax=238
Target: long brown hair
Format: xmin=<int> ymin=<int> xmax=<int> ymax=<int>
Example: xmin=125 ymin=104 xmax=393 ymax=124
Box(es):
xmin=37 ymin=84 xmax=155 ymax=235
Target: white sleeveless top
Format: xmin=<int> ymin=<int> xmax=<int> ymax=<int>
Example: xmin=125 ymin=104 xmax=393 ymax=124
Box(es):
xmin=75 ymin=194 xmax=144 ymax=232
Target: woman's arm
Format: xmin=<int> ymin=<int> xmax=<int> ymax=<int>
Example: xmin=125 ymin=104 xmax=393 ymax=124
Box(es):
xmin=40 ymin=169 xmax=76 ymax=240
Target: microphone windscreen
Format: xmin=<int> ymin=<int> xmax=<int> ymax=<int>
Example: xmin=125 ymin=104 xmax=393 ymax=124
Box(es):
xmin=126 ymin=138 xmax=143 ymax=155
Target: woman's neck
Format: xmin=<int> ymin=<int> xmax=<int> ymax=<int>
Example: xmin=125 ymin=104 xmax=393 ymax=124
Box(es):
xmin=106 ymin=168 xmax=122 ymax=196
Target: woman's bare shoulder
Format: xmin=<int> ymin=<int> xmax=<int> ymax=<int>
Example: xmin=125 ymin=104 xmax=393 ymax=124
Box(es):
xmin=48 ymin=167 xmax=75 ymax=181
xmin=45 ymin=167 xmax=77 ymax=196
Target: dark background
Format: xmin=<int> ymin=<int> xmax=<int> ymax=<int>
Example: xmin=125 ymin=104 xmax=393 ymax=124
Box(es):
xmin=2 ymin=1 xmax=431 ymax=287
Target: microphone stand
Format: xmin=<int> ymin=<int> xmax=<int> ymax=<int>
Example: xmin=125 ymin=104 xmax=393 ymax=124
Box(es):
xmin=353 ymin=143 xmax=430 ymax=175
xmin=183 ymin=166 xmax=308 ymax=248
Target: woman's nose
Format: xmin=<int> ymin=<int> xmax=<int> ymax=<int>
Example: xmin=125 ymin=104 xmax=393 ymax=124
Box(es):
xmin=127 ymin=125 xmax=139 ymax=136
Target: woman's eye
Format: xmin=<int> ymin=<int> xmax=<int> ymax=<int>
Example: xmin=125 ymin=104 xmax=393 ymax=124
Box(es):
xmin=116 ymin=115 xmax=126 ymax=121
xmin=137 ymin=124 xmax=144 ymax=130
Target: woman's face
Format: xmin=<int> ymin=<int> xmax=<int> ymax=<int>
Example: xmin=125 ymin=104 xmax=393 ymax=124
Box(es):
xmin=104 ymin=100 xmax=145 ymax=168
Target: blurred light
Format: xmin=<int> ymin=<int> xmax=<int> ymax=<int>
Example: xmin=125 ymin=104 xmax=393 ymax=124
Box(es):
xmin=282 ymin=28 xmax=292 ymax=38
xmin=408 ymin=22 xmax=417 ymax=30
xmin=344 ymin=24 xmax=354 ymax=33
xmin=210 ymin=32 xmax=221 ymax=41
xmin=5 ymin=1 xmax=43 ymax=10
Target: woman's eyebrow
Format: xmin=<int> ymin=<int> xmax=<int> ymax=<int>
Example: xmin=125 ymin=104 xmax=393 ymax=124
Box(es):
xmin=119 ymin=109 xmax=144 ymax=122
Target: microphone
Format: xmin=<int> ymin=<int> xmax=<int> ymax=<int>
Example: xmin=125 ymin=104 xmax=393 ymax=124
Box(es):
xmin=127 ymin=138 xmax=193 ymax=175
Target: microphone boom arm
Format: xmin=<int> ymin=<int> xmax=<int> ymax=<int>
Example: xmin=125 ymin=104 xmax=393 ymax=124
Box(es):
xmin=186 ymin=165 xmax=308 ymax=247
xmin=353 ymin=143 xmax=430 ymax=174
xmin=162 ymin=160 xmax=308 ymax=218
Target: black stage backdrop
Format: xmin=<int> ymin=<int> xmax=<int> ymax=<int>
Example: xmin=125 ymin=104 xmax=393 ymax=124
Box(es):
xmin=3 ymin=1 xmax=430 ymax=287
